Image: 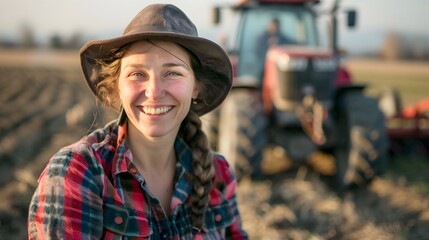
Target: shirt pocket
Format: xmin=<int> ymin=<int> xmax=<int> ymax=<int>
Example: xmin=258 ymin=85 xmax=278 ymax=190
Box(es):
xmin=103 ymin=203 xmax=152 ymax=239
xmin=203 ymin=202 xmax=235 ymax=232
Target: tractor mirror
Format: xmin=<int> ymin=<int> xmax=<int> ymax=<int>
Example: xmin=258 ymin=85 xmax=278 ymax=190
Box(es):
xmin=212 ymin=7 xmax=221 ymax=24
xmin=347 ymin=9 xmax=357 ymax=28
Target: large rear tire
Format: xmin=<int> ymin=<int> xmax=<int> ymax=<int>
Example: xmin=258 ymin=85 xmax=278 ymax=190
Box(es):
xmin=218 ymin=89 xmax=268 ymax=180
xmin=335 ymin=91 xmax=389 ymax=192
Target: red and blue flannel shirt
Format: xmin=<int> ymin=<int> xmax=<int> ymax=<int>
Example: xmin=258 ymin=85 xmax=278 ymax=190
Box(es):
xmin=28 ymin=121 xmax=248 ymax=239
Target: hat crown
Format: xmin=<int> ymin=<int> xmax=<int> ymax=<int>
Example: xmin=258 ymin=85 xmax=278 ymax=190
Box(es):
xmin=124 ymin=4 xmax=198 ymax=37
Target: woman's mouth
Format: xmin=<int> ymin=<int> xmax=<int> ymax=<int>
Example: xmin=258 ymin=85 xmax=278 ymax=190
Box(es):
xmin=140 ymin=106 xmax=173 ymax=115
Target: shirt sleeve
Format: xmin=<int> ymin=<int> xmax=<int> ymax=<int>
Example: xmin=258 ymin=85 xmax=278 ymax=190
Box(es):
xmin=212 ymin=155 xmax=249 ymax=240
xmin=28 ymin=146 xmax=104 ymax=240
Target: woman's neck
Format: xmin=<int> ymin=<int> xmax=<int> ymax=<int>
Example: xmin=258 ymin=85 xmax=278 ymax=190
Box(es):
xmin=125 ymin=122 xmax=177 ymax=216
xmin=126 ymin=122 xmax=178 ymax=173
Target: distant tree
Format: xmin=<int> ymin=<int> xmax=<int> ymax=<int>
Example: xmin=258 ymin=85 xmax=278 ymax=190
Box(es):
xmin=66 ymin=31 xmax=83 ymax=49
xmin=50 ymin=34 xmax=63 ymax=49
xmin=0 ymin=39 xmax=18 ymax=48
xmin=19 ymin=23 xmax=36 ymax=48
xmin=381 ymin=32 xmax=429 ymax=60
xmin=411 ymin=35 xmax=429 ymax=60
xmin=381 ymin=32 xmax=404 ymax=60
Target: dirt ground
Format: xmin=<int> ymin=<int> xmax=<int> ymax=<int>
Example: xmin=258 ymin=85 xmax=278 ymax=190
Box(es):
xmin=0 ymin=51 xmax=428 ymax=239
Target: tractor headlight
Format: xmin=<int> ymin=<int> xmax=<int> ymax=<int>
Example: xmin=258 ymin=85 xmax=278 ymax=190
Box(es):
xmin=277 ymin=55 xmax=308 ymax=71
xmin=313 ymin=58 xmax=337 ymax=71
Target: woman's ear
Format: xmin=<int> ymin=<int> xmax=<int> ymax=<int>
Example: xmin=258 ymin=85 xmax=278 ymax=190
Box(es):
xmin=192 ymin=81 xmax=201 ymax=99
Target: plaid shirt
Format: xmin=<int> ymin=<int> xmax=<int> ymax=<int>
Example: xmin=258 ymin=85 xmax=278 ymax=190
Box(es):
xmin=28 ymin=121 xmax=248 ymax=240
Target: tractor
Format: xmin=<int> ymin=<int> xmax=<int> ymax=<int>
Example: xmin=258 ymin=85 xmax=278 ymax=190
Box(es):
xmin=202 ymin=0 xmax=389 ymax=192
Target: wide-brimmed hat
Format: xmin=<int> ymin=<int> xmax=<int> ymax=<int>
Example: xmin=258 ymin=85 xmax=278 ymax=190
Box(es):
xmin=80 ymin=4 xmax=232 ymax=116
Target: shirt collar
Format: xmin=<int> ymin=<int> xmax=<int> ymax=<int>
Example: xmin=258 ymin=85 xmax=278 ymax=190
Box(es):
xmin=174 ymin=136 xmax=193 ymax=173
xmin=111 ymin=122 xmax=130 ymax=175
xmin=111 ymin=122 xmax=194 ymax=175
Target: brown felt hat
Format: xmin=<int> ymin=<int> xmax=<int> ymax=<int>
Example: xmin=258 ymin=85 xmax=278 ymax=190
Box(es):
xmin=80 ymin=4 xmax=232 ymax=116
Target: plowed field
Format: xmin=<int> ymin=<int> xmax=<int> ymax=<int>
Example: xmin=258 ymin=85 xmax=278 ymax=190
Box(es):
xmin=0 ymin=50 xmax=428 ymax=239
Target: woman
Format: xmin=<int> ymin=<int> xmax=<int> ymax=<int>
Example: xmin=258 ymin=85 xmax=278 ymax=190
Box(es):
xmin=28 ymin=4 xmax=248 ymax=239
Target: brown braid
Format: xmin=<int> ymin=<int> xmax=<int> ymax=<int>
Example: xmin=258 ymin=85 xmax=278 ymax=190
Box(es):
xmin=179 ymin=110 xmax=215 ymax=230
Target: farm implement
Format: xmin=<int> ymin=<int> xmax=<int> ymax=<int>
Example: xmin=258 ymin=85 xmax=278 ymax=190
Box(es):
xmin=379 ymin=90 xmax=429 ymax=157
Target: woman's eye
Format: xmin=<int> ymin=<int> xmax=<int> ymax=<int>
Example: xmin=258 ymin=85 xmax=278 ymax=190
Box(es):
xmin=127 ymin=72 xmax=147 ymax=80
xmin=130 ymin=72 xmax=143 ymax=77
xmin=167 ymin=71 xmax=182 ymax=77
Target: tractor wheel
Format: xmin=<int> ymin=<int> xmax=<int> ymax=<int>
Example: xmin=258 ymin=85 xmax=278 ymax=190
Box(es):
xmin=218 ymin=89 xmax=268 ymax=180
xmin=335 ymin=91 xmax=389 ymax=192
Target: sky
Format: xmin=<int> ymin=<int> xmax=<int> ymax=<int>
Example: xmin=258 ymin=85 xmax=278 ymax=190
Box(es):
xmin=0 ymin=0 xmax=428 ymax=54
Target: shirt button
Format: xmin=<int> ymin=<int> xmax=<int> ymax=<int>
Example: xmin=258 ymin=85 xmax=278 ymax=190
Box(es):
xmin=215 ymin=214 xmax=222 ymax=222
xmin=114 ymin=216 xmax=123 ymax=224
xmin=130 ymin=168 xmax=137 ymax=174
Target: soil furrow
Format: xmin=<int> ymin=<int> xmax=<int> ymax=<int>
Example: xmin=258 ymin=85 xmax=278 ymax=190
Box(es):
xmin=0 ymin=71 xmax=61 ymax=136
xmin=0 ymin=75 xmax=79 ymax=187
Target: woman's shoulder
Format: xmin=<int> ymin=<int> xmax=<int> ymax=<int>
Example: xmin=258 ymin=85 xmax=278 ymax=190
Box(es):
xmin=212 ymin=153 xmax=236 ymax=189
xmin=78 ymin=120 xmax=118 ymax=149
xmin=73 ymin=120 xmax=119 ymax=148
xmin=208 ymin=154 xmax=238 ymax=216
xmin=39 ymin=121 xmax=118 ymax=180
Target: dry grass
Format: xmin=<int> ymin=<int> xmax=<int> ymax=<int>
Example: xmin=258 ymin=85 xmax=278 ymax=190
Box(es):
xmin=347 ymin=58 xmax=429 ymax=107
xmin=0 ymin=48 xmax=80 ymax=68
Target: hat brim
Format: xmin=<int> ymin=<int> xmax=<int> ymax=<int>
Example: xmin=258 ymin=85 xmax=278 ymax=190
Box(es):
xmin=80 ymin=32 xmax=232 ymax=116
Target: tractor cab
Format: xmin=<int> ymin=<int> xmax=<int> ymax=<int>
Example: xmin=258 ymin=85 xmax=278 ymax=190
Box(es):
xmin=233 ymin=3 xmax=319 ymax=83
xmin=213 ymin=0 xmax=356 ymax=87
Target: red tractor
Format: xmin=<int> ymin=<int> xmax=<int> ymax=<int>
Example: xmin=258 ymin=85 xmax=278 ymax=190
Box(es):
xmin=203 ymin=0 xmax=389 ymax=192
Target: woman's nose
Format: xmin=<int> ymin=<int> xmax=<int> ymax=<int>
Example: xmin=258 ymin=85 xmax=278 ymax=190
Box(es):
xmin=144 ymin=75 xmax=165 ymax=99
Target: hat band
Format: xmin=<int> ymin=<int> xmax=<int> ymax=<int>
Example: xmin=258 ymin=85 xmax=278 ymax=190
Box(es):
xmin=124 ymin=25 xmax=198 ymax=37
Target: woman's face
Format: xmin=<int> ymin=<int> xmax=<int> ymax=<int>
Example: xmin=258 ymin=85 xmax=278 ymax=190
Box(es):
xmin=118 ymin=40 xmax=199 ymax=139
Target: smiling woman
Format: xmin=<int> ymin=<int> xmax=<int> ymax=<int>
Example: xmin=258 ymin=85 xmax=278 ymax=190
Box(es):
xmin=117 ymin=41 xmax=199 ymax=140
xmin=27 ymin=3 xmax=248 ymax=239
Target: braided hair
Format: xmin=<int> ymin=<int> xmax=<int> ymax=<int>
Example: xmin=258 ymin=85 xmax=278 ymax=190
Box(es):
xmin=179 ymin=111 xmax=215 ymax=230
xmin=178 ymin=47 xmax=226 ymax=229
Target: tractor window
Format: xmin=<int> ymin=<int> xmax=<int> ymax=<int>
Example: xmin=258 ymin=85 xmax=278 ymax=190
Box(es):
xmin=237 ymin=6 xmax=318 ymax=82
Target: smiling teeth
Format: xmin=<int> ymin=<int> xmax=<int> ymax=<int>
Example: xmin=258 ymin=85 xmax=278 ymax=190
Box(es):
xmin=143 ymin=106 xmax=172 ymax=115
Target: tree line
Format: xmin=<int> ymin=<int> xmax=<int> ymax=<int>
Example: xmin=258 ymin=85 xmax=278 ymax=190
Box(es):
xmin=0 ymin=24 xmax=83 ymax=49
xmin=381 ymin=31 xmax=429 ymax=61
xmin=1 ymin=25 xmax=428 ymax=61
